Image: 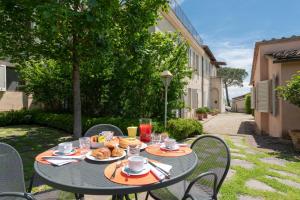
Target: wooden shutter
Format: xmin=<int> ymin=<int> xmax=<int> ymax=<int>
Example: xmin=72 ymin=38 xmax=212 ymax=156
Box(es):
xmin=256 ymin=80 xmax=270 ymax=113
xmin=271 ymin=75 xmax=279 ymax=116
xmin=251 ymin=87 xmax=256 ymax=109
xmin=0 ymin=65 xmax=6 ymax=91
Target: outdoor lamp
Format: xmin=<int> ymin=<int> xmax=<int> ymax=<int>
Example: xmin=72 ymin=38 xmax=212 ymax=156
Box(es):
xmin=160 ymin=70 xmax=173 ymax=130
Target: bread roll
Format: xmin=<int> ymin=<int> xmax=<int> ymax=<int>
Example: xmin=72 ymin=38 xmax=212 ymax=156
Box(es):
xmin=91 ymin=147 xmax=111 ymax=160
xmin=119 ymin=138 xmax=141 ymax=149
xmin=111 ymin=146 xmax=124 ymax=157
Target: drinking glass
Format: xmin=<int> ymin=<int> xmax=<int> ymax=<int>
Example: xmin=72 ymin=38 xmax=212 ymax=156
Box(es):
xmin=127 ymin=126 xmax=138 ymax=138
xmin=79 ymin=137 xmax=90 ymax=154
xmin=127 ymin=145 xmax=140 ymax=157
xmin=151 ymin=133 xmax=161 ymax=146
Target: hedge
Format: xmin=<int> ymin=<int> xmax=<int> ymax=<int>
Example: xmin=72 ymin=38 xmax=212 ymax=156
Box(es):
xmin=0 ymin=110 xmax=203 ymax=140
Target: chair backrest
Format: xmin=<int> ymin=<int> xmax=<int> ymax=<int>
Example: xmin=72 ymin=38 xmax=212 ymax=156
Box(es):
xmin=190 ymin=135 xmax=231 ymax=194
xmin=0 ymin=143 xmax=26 ymax=193
xmin=84 ymin=124 xmax=124 ymax=137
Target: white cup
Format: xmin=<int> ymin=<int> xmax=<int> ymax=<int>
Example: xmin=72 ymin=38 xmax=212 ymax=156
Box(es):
xmin=165 ymin=138 xmax=176 ymax=149
xmin=128 ymin=156 xmax=145 ymax=172
xmin=58 ymin=142 xmax=73 ymax=154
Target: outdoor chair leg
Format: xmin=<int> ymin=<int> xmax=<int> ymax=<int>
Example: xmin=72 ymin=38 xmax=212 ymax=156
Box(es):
xmin=27 ymin=173 xmax=35 ymax=193
xmin=145 ymin=192 xmax=149 ymax=200
xmin=74 ymin=193 xmax=84 ymax=200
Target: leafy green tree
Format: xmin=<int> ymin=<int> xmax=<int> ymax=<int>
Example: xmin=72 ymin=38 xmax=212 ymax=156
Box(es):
xmin=0 ymin=0 xmax=168 ymax=138
xmin=19 ymin=59 xmax=72 ymax=111
xmin=277 ymin=71 xmax=300 ymax=108
xmin=217 ymin=67 xmax=248 ymax=106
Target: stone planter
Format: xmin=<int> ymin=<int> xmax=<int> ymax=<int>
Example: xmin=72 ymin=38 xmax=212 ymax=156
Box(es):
xmin=289 ymin=130 xmax=300 ymax=151
xmin=203 ymin=113 xmax=208 ymax=118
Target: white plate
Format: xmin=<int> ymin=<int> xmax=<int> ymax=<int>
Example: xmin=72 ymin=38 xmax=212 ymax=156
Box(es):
xmin=119 ymin=142 xmax=148 ymax=150
xmin=160 ymin=144 xmax=180 ymax=151
xmin=53 ymin=149 xmax=77 ymax=156
xmin=121 ymin=165 xmax=150 ymax=176
xmin=85 ymin=150 xmax=126 ymax=162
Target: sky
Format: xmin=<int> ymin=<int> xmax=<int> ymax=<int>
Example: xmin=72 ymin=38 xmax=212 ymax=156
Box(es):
xmin=178 ymin=0 xmax=300 ymax=99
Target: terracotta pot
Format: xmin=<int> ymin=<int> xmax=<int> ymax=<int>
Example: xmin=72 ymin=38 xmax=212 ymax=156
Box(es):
xmin=203 ymin=113 xmax=208 ymax=118
xmin=289 ymin=130 xmax=300 ymax=151
xmin=197 ymin=114 xmax=203 ymax=120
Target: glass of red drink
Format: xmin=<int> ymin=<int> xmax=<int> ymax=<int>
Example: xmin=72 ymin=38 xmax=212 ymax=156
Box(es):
xmin=139 ymin=118 xmax=152 ymax=143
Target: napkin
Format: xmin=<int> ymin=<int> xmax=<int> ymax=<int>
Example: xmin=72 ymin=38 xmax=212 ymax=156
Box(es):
xmin=45 ymin=159 xmax=77 ymax=166
xmin=149 ymin=162 xmax=172 ymax=180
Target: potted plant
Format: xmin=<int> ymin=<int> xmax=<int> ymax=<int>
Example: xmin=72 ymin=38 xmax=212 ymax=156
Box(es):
xmin=196 ymin=108 xmax=206 ymax=120
xmin=277 ymin=71 xmax=300 ymax=151
xmin=212 ymin=108 xmax=219 ymax=116
xmin=203 ymin=107 xmax=210 ymax=118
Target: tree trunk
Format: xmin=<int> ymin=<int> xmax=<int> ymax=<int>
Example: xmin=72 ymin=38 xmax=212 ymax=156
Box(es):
xmin=72 ymin=34 xmax=82 ymax=139
xmin=224 ymin=82 xmax=230 ymax=107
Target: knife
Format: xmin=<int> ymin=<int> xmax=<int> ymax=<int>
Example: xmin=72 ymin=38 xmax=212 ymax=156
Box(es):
xmin=148 ymin=161 xmax=170 ymax=179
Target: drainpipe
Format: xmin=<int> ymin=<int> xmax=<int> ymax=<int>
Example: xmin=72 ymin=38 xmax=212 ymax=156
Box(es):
xmin=201 ymin=57 xmax=204 ymax=107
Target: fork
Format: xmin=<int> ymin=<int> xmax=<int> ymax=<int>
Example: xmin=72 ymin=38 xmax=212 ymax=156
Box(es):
xmin=110 ymin=161 xmax=121 ymax=179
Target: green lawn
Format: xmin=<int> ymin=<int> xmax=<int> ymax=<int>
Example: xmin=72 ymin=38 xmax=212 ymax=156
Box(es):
xmin=0 ymin=125 xmax=72 ymax=195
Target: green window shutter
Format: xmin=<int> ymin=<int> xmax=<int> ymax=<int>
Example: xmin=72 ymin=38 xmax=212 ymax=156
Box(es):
xmin=271 ymin=75 xmax=279 ymax=116
xmin=0 ymin=65 xmax=6 ymax=91
xmin=251 ymin=87 xmax=256 ymax=109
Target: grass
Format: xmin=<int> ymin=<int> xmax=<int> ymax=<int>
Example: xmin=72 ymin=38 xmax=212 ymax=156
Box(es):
xmin=0 ymin=125 xmax=72 ymax=197
xmin=220 ymin=136 xmax=300 ymax=200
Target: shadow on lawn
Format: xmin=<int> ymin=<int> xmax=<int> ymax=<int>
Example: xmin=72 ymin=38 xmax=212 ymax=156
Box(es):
xmin=237 ymin=120 xmax=300 ymax=162
xmin=0 ymin=125 xmax=72 ymax=185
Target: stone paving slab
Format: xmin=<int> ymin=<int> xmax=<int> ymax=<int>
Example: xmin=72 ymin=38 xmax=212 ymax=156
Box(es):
xmin=231 ymin=152 xmax=247 ymax=158
xmin=225 ymin=169 xmax=236 ymax=181
xmin=266 ymin=176 xmax=300 ymax=189
xmin=230 ymin=148 xmax=240 ymax=153
xmin=260 ymin=157 xmax=287 ymax=167
xmin=238 ymin=195 xmax=264 ymax=200
xmin=269 ymin=169 xmax=300 ymax=178
xmin=231 ymin=159 xmax=255 ymax=169
xmin=245 ymin=179 xmax=276 ymax=192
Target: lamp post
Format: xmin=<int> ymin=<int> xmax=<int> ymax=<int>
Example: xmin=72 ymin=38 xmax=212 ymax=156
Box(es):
xmin=160 ymin=70 xmax=173 ymax=130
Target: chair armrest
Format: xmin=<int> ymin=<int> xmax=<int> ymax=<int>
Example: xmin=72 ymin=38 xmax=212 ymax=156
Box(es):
xmin=182 ymin=171 xmax=218 ymax=200
xmin=0 ymin=192 xmax=36 ymax=200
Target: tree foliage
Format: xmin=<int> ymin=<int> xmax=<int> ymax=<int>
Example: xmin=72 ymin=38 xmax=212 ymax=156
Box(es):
xmin=217 ymin=67 xmax=248 ymax=106
xmin=244 ymin=94 xmax=252 ymax=114
xmin=277 ymin=71 xmax=300 ymax=108
xmin=0 ymin=0 xmax=173 ymax=137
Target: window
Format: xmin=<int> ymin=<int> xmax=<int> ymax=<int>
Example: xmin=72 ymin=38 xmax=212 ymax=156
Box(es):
xmin=0 ymin=65 xmax=6 ymax=91
xmin=192 ymin=89 xmax=198 ymax=109
xmin=0 ymin=65 xmax=19 ymax=91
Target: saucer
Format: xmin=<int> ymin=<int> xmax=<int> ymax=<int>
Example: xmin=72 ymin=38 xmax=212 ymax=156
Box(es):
xmin=160 ymin=144 xmax=180 ymax=151
xmin=122 ymin=165 xmax=150 ymax=176
xmin=53 ymin=149 xmax=77 ymax=156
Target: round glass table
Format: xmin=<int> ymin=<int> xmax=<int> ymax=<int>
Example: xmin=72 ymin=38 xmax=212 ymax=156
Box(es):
xmin=34 ymin=141 xmax=198 ymax=199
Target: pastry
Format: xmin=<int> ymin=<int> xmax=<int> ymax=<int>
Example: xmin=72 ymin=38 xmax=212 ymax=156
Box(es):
xmin=104 ymin=140 xmax=118 ymax=150
xmin=91 ymin=147 xmax=111 ymax=160
xmin=119 ymin=137 xmax=141 ymax=149
xmin=111 ymin=146 xmax=124 ymax=157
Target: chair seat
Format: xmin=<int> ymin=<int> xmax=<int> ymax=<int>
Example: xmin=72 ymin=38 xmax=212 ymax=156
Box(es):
xmin=150 ymin=180 xmax=213 ymax=200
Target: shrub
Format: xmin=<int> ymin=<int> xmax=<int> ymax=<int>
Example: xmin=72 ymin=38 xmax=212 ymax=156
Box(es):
xmin=203 ymin=107 xmax=211 ymax=113
xmin=195 ymin=107 xmax=206 ymax=114
xmin=245 ymin=94 xmax=252 ymax=114
xmin=167 ymin=118 xmax=203 ymax=140
xmin=277 ymin=71 xmax=300 ymax=108
xmin=0 ymin=110 xmax=202 ymax=140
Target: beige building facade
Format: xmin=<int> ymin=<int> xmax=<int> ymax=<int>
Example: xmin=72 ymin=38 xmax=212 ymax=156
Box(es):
xmin=250 ymin=36 xmax=300 ymax=138
xmin=154 ymin=0 xmax=226 ymax=118
xmin=231 ymin=93 xmax=249 ymax=113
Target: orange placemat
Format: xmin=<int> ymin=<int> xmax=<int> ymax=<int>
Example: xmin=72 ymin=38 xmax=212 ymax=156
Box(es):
xmin=104 ymin=160 xmax=159 ymax=186
xmin=145 ymin=145 xmax=192 ymax=157
xmin=35 ymin=149 xmax=82 ymax=165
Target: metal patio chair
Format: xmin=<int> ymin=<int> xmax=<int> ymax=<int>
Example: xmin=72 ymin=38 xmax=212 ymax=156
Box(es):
xmin=84 ymin=124 xmax=124 ymax=137
xmin=145 ymin=135 xmax=231 ymax=200
xmin=0 ymin=143 xmax=36 ymax=200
